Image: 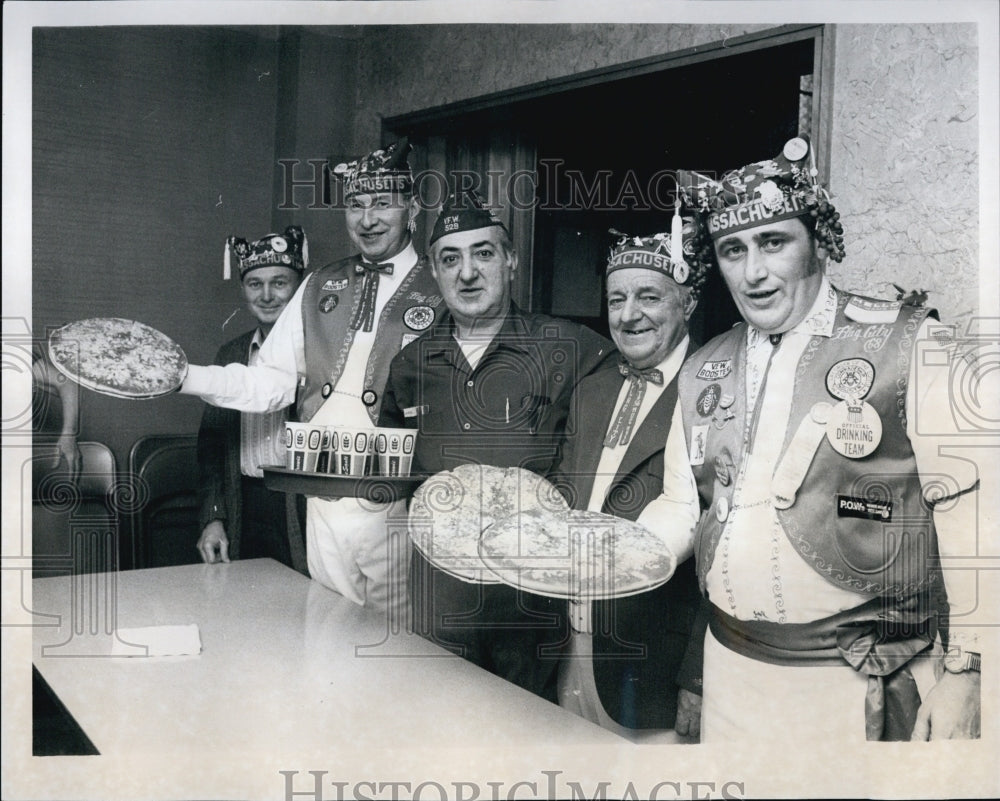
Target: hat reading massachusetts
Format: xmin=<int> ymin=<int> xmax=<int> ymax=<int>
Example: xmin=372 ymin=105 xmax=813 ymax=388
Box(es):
xmin=680 ymin=135 xmax=846 ymax=262
xmin=331 ymin=138 xmax=414 ymax=198
xmin=429 ymin=189 xmax=509 ymax=247
xmin=223 ymin=225 xmax=308 ymax=280
xmin=606 ymin=210 xmax=708 ymax=293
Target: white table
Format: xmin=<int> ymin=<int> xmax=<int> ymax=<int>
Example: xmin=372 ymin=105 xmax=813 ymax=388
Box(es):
xmin=32 ymin=559 xmax=625 ymax=757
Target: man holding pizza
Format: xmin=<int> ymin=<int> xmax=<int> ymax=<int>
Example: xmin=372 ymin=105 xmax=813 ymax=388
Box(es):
xmin=181 ymin=139 xmax=442 ymax=616
xmin=553 ymin=224 xmax=707 ymax=740
xmin=195 ymin=226 xmax=306 ymax=569
xmin=636 ymin=136 xmax=983 ymax=741
xmin=378 ymin=190 xmax=610 ymax=701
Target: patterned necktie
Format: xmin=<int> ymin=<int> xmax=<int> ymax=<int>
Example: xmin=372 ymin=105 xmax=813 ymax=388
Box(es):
xmin=350 ymin=261 xmax=394 ymax=332
xmin=604 ymin=361 xmax=664 ymax=448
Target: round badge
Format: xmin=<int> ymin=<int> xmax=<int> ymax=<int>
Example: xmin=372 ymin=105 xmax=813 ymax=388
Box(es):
xmin=826 ymin=359 xmax=875 ymax=401
xmin=672 ymin=260 xmax=689 ymax=285
xmin=783 ymin=137 xmax=809 ymax=162
xmin=361 ymin=389 xmax=378 ymax=407
xmin=319 ymin=294 xmax=339 ymax=313
xmin=321 ymin=382 xmax=333 ymax=398
xmin=826 ymin=400 xmax=883 ymax=459
xmin=716 ymin=496 xmax=730 ymax=523
xmin=696 ymin=383 xmax=721 ymax=417
xmin=404 ymin=305 xmax=435 ymax=331
xmin=270 ymin=236 xmax=288 ymax=253
xmin=718 ymin=393 xmax=735 ymax=410
xmin=810 ymin=401 xmax=832 ymax=425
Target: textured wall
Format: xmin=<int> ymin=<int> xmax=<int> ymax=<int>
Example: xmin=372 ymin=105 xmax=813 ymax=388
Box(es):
xmin=827 ymin=24 xmax=979 ymax=329
xmin=351 ymin=23 xmax=771 ymax=149
xmin=33 ymin=27 xmax=282 ymax=471
xmin=271 ymin=29 xmax=360 ymax=269
xmin=356 ymin=22 xmax=981 ymax=331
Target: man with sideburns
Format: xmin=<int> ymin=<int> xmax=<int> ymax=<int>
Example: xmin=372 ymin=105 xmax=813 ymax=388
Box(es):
xmin=636 ymin=137 xmax=983 ymax=741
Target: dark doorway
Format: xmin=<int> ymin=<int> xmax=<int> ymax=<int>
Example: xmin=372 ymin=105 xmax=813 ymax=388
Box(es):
xmin=388 ymin=29 xmax=822 ymax=347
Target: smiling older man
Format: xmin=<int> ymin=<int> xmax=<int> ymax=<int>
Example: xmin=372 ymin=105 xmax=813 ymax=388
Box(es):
xmin=379 ymin=190 xmax=610 ymax=700
xmin=553 ymin=224 xmax=707 ymax=740
xmin=181 ymin=139 xmax=443 ymax=616
xmin=637 ymin=137 xmax=982 ymax=742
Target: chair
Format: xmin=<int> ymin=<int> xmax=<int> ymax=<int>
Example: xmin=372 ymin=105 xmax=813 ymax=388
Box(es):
xmin=126 ymin=434 xmax=202 ymax=570
xmin=31 ymin=441 xmax=118 ymax=577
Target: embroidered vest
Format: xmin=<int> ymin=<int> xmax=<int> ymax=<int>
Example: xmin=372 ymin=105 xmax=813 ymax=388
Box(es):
xmin=298 ymin=254 xmax=443 ymax=423
xmin=678 ymin=289 xmax=938 ymax=599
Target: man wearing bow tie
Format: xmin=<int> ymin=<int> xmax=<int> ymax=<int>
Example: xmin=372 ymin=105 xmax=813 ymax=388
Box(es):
xmin=554 ymin=227 xmax=706 ymax=740
xmin=181 ymin=139 xmax=442 ymax=616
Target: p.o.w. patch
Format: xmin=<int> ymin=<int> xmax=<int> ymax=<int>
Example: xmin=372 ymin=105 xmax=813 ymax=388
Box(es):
xmin=696 ymin=360 xmax=732 ymax=381
xmin=321 ymin=278 xmax=349 ymax=292
xmin=404 ymin=305 xmax=435 ymax=331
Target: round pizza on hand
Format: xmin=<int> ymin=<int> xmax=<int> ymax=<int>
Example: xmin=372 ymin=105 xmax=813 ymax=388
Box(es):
xmin=479 ymin=508 xmax=677 ymax=600
xmin=48 ymin=318 xmax=188 ymax=399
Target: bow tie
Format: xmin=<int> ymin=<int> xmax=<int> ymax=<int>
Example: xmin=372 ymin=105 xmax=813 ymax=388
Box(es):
xmin=618 ymin=361 xmax=664 ymax=386
xmin=355 ymin=261 xmax=394 ymax=275
xmin=604 ymin=361 xmax=664 ymax=449
xmin=350 ymin=261 xmax=394 ymax=332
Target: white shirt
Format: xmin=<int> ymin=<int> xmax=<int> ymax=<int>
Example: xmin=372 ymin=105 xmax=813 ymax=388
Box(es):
xmin=239 ymin=328 xmax=289 ymax=478
xmin=182 ymin=242 xmax=419 ymax=418
xmin=587 ymin=335 xmax=689 ymax=512
xmin=180 ymin=242 xmax=420 ymax=610
xmin=639 ymin=275 xmax=983 ymax=622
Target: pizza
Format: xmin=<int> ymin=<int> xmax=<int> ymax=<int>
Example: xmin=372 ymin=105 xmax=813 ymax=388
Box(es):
xmin=408 ymin=464 xmax=569 ymax=583
xmin=479 ymin=509 xmax=677 ymax=600
xmin=48 ymin=317 xmax=188 ymax=399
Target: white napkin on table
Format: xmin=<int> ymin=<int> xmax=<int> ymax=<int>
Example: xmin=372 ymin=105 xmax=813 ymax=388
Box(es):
xmin=111 ymin=624 xmax=202 ymax=657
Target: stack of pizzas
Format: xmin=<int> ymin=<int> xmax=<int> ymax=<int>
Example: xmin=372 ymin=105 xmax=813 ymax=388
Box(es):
xmin=408 ymin=464 xmax=569 ymax=583
xmin=409 ymin=464 xmax=677 ymax=599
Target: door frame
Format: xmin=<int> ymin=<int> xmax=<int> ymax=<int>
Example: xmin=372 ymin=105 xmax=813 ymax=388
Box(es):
xmin=383 ymin=24 xmax=834 ymax=312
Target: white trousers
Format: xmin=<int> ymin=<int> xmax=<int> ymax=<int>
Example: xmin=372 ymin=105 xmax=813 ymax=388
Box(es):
xmin=305 ymin=496 xmax=411 ymax=622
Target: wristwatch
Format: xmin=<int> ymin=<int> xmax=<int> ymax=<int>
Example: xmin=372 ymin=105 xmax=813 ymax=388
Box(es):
xmin=944 ymin=647 xmax=981 ymax=673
